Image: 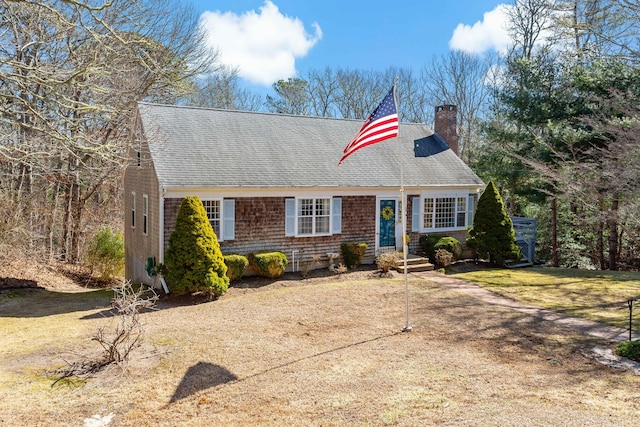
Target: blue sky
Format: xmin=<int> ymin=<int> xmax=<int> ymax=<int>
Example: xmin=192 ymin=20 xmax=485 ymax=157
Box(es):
xmin=191 ymin=0 xmax=512 ymax=88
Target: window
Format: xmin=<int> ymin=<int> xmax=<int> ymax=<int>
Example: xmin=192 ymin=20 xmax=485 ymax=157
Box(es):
xmin=298 ymin=198 xmax=330 ymax=235
xmin=142 ymin=194 xmax=148 ymax=235
xmin=422 ymin=194 xmax=472 ymax=231
xmin=131 ymin=192 xmax=136 ymax=229
xmin=202 ymin=199 xmax=221 ymax=236
xmin=286 ymin=197 xmax=341 ymax=237
xmin=201 ymin=199 xmax=235 ymax=241
xmin=423 ymin=198 xmax=433 ymax=229
xmin=456 ymin=197 xmax=466 ymax=227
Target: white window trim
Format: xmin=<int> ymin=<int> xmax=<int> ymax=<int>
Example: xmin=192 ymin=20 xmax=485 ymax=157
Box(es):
xmin=286 ymin=196 xmax=341 ymax=238
xmin=201 ymin=198 xmax=223 ymax=240
xmin=142 ymin=194 xmax=148 ymax=236
xmin=418 ymin=192 xmax=473 ymax=233
xmin=201 ymin=198 xmax=235 ymax=242
xmin=131 ymin=192 xmax=136 ymax=229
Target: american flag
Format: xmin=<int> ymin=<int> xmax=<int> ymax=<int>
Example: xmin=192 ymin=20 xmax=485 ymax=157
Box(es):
xmin=339 ymin=85 xmax=399 ymax=165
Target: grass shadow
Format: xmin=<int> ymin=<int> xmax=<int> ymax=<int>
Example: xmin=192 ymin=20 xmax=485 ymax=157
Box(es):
xmin=169 ymin=362 xmax=238 ymax=403
xmin=0 ymin=288 xmax=113 ymax=318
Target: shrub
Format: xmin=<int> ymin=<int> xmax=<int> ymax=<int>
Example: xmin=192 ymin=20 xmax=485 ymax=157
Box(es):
xmin=164 ymin=196 xmax=229 ymax=297
xmin=434 ymin=248 xmax=454 ymax=268
xmin=376 ymin=251 xmax=400 ymax=273
xmin=434 ymin=237 xmax=462 ymax=260
xmin=419 ymin=235 xmax=461 ymax=262
xmin=467 ymin=181 xmax=521 ymax=265
xmin=335 ymin=263 xmax=348 ymax=274
xmin=616 ymin=340 xmax=640 ymax=362
xmin=248 ymin=251 xmax=288 ymax=279
xmin=419 ymin=234 xmax=441 ymax=261
xmin=340 ymin=242 xmax=368 ymax=269
xmin=299 ymin=254 xmax=323 ymax=279
xmin=224 ymin=254 xmax=248 ymax=282
xmin=53 ymin=281 xmax=158 ymax=383
xmin=85 ymin=226 xmax=125 ymax=280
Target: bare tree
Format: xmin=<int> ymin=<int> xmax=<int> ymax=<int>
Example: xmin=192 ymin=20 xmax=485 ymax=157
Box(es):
xmin=422 ymin=51 xmax=493 ymax=163
xmin=507 ymin=0 xmax=556 ymax=60
xmin=0 ymin=0 xmax=217 ymax=261
xmin=306 ymin=67 xmax=340 ymax=118
xmin=187 ymin=66 xmax=263 ymax=111
xmin=304 ymin=67 xmax=427 ymax=122
xmin=553 ymin=0 xmax=640 ymax=62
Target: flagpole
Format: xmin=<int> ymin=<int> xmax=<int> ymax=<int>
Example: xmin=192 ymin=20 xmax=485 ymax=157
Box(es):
xmin=338 ymin=80 xmax=410 ymax=331
xmin=394 ymin=80 xmax=412 ymax=333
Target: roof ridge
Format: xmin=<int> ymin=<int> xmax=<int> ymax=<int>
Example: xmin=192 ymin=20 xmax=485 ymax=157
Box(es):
xmin=137 ymin=101 xmax=427 ymax=127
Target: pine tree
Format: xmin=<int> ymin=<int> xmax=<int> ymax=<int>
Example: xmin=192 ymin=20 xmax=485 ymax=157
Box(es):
xmin=467 ymin=181 xmax=521 ymax=265
xmin=164 ymin=196 xmax=229 ymax=297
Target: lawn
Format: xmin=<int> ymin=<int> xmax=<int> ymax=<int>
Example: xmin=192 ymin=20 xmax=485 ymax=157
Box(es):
xmin=1 ymin=266 xmax=640 ymax=426
xmin=453 ymin=266 xmax=640 ymax=333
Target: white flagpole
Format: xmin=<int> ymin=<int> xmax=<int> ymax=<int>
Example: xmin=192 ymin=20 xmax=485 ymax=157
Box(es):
xmin=394 ymin=79 xmax=412 ymax=333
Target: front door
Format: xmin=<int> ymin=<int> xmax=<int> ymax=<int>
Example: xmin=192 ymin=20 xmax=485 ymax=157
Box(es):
xmin=378 ymin=199 xmax=396 ymax=251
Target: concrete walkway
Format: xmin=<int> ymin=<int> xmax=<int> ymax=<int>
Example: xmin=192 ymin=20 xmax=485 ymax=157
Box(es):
xmin=414 ymin=271 xmax=640 ymax=343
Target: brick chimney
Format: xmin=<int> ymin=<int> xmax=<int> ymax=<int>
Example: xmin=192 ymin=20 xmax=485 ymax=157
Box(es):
xmin=434 ymin=105 xmax=458 ymax=155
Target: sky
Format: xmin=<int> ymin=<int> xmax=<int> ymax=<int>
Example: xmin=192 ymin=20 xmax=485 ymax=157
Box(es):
xmin=191 ymin=0 xmax=513 ymax=89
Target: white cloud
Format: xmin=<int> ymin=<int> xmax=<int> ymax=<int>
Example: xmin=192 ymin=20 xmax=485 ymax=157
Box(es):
xmin=449 ymin=4 xmax=512 ymax=55
xmin=199 ymin=1 xmax=322 ymax=86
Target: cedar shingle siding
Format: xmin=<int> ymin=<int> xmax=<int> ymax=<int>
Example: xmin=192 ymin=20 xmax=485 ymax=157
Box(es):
xmin=124 ymin=132 xmax=161 ymax=286
xmin=163 ymin=196 xmax=378 ymax=269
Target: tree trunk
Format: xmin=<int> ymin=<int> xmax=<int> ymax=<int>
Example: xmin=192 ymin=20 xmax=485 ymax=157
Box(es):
xmin=67 ymin=171 xmax=83 ymax=263
xmin=608 ymin=196 xmax=619 ymax=271
xmin=61 ymin=178 xmax=72 ymax=261
xmin=551 ymin=197 xmax=559 ymax=267
xmin=597 ymin=195 xmax=605 ymax=269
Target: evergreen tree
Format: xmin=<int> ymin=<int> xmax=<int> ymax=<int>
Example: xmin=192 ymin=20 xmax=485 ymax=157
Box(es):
xmin=164 ymin=196 xmax=229 ymax=297
xmin=467 ymin=181 xmax=521 ymax=265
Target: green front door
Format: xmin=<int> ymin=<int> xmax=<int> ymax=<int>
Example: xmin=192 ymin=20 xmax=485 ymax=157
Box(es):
xmin=379 ymin=199 xmax=396 ymax=248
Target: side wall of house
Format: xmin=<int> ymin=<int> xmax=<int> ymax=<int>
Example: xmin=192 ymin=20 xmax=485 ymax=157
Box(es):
xmin=163 ymin=195 xmax=378 ymax=271
xmin=124 ymin=137 xmax=161 ymax=287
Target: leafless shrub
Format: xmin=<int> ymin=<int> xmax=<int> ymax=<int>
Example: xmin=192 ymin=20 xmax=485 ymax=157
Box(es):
xmin=376 ymin=252 xmax=401 ymax=274
xmin=300 ymin=254 xmax=323 ymax=279
xmin=435 ymin=249 xmax=454 ymax=268
xmin=95 ymin=283 xmax=158 ymax=363
xmin=51 ymin=282 xmax=157 ymax=384
xmin=334 ymin=263 xmax=348 ymax=274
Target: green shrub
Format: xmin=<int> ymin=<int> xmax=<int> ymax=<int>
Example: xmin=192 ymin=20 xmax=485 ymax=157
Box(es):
xmin=419 ymin=234 xmax=440 ymax=261
xmin=340 ymin=242 xmax=368 ymax=269
xmin=164 ymin=196 xmax=229 ymax=297
xmin=616 ymin=340 xmax=640 ymax=362
xmin=248 ymin=251 xmax=288 ymax=279
xmin=224 ymin=254 xmax=248 ymax=282
xmin=419 ymin=235 xmax=461 ymax=262
xmin=467 ymin=181 xmax=521 ymax=265
xmin=434 ymin=248 xmax=454 ymax=268
xmin=376 ymin=251 xmax=401 ymax=273
xmin=85 ymin=226 xmax=125 ymax=280
xmin=434 ymin=237 xmax=462 ymax=260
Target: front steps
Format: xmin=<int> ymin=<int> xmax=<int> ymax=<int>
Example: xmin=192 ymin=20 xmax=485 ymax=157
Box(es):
xmin=394 ymin=255 xmax=434 ymax=273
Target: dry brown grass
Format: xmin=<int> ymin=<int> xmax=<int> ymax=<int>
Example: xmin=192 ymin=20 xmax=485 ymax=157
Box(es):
xmin=1 ymin=264 xmax=640 ymax=426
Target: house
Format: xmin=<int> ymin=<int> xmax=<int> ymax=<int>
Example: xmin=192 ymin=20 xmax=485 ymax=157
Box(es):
xmin=124 ymin=103 xmax=484 ymax=286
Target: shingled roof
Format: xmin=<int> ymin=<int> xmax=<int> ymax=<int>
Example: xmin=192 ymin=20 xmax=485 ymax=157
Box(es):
xmin=137 ymin=102 xmax=483 ymax=189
